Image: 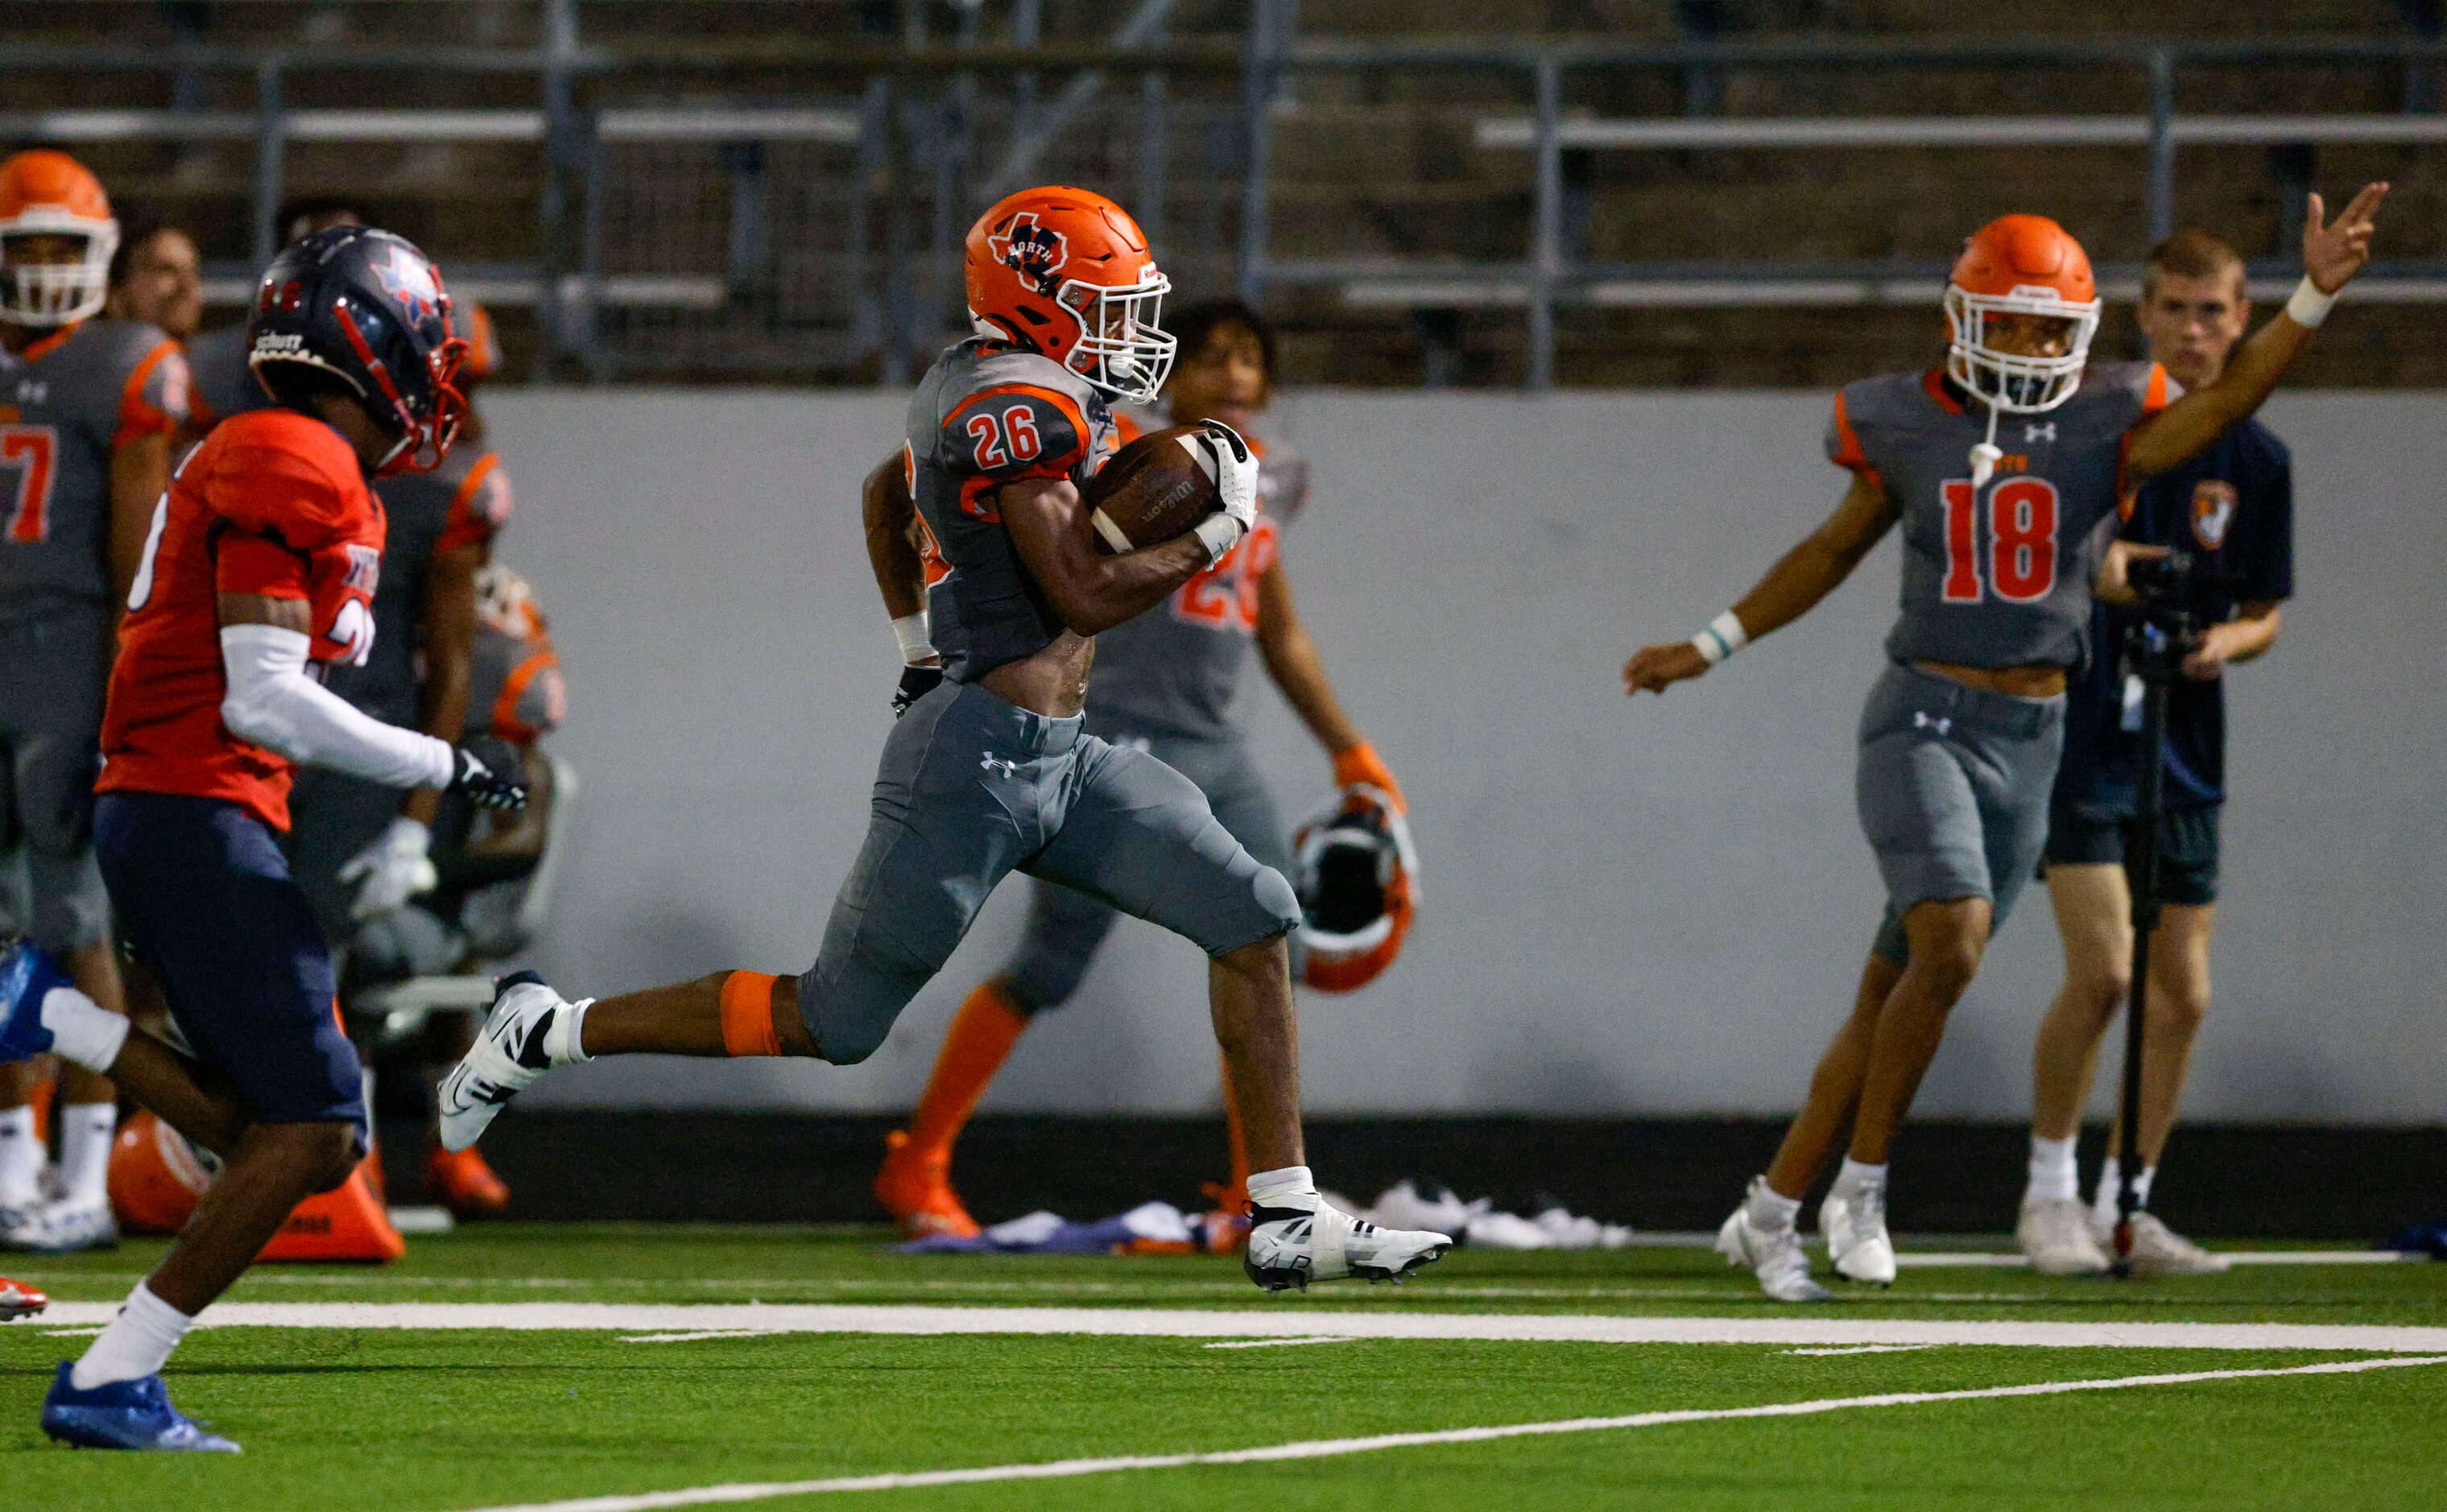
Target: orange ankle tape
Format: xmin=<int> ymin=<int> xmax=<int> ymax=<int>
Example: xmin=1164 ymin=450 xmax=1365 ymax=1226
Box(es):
xmin=719 ymin=971 xmax=782 ymax=1057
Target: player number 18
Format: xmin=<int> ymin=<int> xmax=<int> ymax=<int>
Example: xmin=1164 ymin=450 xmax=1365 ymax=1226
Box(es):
xmin=1940 ymin=477 xmax=2059 ymax=605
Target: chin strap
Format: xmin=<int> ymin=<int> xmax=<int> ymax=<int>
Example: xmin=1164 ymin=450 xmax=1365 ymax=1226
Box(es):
xmin=1970 ymin=400 xmax=2003 ymax=489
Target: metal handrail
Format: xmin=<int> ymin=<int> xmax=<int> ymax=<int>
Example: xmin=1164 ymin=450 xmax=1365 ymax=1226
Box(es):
xmin=1473 ymin=114 xmax=2447 ymax=150
xmin=0 ymin=107 xmax=862 ymax=144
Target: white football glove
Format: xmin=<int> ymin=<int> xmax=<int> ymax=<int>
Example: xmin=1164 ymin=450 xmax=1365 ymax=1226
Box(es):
xmin=338 ymin=816 xmax=439 ymax=920
xmin=1190 ymin=419 xmax=1260 ymax=563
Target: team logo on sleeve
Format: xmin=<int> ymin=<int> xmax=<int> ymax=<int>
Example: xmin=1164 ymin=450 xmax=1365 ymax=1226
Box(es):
xmin=2189 ymin=480 xmax=2238 ymax=550
xmin=986 ymin=212 xmax=1068 ymax=295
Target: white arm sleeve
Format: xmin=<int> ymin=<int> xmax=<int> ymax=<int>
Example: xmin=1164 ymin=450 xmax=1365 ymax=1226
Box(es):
xmin=219 ymin=622 xmax=457 ymax=791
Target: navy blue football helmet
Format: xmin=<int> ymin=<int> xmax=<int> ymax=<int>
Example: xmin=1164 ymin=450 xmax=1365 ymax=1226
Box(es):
xmin=246 ymin=225 xmax=468 ymax=475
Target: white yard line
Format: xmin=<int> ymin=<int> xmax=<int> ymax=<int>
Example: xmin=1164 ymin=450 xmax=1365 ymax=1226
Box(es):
xmin=1201 ymin=1336 xmax=1362 ymax=1350
xmin=29 ymin=1300 xmax=2447 ymax=1353
xmin=459 ymin=1354 xmax=2447 ymax=1511
xmin=621 ymin=1331 xmax=783 ymax=1344
xmin=1781 ymin=1344 xmax=1943 ymax=1357
xmin=1892 ymin=1250 xmax=2424 ymax=1269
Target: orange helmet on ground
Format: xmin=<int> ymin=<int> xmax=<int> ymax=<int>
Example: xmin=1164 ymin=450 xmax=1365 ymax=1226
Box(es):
xmin=108 ymin=1110 xmax=216 ymax=1236
xmin=1292 ymin=783 xmax=1420 ymax=994
xmin=0 ymin=150 xmax=118 ymax=327
xmin=965 ymin=186 xmax=1176 ymax=403
xmin=1942 ymin=213 xmax=2101 ymax=415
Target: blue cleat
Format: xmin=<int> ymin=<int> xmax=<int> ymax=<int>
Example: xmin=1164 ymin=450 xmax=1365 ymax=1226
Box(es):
xmin=0 ymin=936 xmax=66 ymax=1060
xmin=40 ymin=1364 xmax=241 ymax=1452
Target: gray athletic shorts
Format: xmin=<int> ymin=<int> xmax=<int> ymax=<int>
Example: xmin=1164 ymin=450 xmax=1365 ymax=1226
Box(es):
xmin=799 ymin=681 xmax=1299 ymax=1064
xmin=1006 ymin=727 xmax=1292 ymax=1014
xmin=0 ymin=600 xmax=112 ymax=952
xmin=1858 ymin=663 xmax=2065 ymax=966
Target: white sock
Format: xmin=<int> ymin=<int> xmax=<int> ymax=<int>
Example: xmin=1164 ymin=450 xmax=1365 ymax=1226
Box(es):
xmin=41 ymin=987 xmax=129 ymax=1075
xmin=1246 ymin=1164 xmax=1317 ymax=1212
xmin=544 ymin=998 xmax=593 ymax=1066
xmin=58 ymin=1101 xmax=117 ymax=1208
xmin=2094 ymin=1159 xmax=2156 ymax=1220
xmin=0 ymin=1105 xmax=39 ymax=1208
xmin=2026 ymin=1134 xmax=2080 ymax=1204
xmin=1833 ymin=1156 xmax=1887 ymax=1193
xmin=1746 ymin=1180 xmax=1803 ymax=1233
xmin=70 ymin=1282 xmax=194 ymax=1390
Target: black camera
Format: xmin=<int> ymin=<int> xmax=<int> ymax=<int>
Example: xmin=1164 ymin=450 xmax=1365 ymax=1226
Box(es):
xmin=2125 ymin=547 xmax=2235 ymax=633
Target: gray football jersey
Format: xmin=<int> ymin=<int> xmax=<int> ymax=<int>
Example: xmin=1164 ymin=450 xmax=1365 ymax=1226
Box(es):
xmin=1831 ymin=362 xmax=2171 ymax=670
xmin=0 ymin=320 xmax=185 ymax=621
xmin=905 ymin=338 xmax=1117 ymax=683
xmin=0 ymin=320 xmax=188 ymax=622
xmin=1087 ymin=415 xmax=1307 ymax=741
xmin=326 ymin=448 xmax=512 ymax=725
xmin=185 ymin=322 xmax=269 ymax=430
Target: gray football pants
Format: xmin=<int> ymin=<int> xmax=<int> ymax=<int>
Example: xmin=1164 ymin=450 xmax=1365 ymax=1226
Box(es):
xmin=1004 ymin=728 xmax=1293 ymax=1014
xmin=1858 ymin=663 xmax=2066 ymax=967
xmin=0 ymin=601 xmax=112 ymax=952
xmin=799 ymin=681 xmax=1300 ymax=1064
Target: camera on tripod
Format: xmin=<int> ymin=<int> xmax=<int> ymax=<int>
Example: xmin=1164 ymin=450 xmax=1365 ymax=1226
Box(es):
xmin=2123 ymin=547 xmax=2234 ymax=638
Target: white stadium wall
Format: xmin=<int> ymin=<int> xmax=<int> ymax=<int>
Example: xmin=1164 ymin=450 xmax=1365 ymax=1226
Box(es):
xmin=482 ymin=387 xmax=2445 ymax=1125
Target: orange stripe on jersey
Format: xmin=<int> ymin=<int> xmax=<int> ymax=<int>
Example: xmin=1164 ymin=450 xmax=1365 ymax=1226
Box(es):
xmin=19 ymin=325 xmax=74 ymax=365
xmin=490 ymin=646 xmax=560 ymax=743
xmin=948 ymin=382 xmax=1093 ymax=476
xmin=2139 ymin=362 xmax=2172 ymax=417
xmin=719 ymin=971 xmax=783 ymax=1057
xmin=1829 ymin=390 xmax=1880 ymax=484
xmin=1920 ymin=369 xmax=1966 ymax=415
xmin=115 ymin=339 xmax=185 ymax=445
xmin=436 ymin=452 xmax=506 ymax=554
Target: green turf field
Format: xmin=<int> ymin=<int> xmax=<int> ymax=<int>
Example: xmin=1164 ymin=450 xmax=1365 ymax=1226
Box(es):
xmin=4 ymin=1226 xmax=2442 ymax=1510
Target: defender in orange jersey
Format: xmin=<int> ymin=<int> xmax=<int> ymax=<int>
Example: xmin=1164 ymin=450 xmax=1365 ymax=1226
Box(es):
xmin=0 ymin=225 xmax=524 ymax=1452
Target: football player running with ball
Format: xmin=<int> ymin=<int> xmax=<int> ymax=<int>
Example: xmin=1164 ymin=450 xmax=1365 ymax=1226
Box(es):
xmin=436 ymin=187 xmax=1451 ymax=1291
xmin=872 ymin=299 xmax=1407 ymax=1246
xmin=1623 ymin=187 xmax=2385 ymax=1301
xmin=0 ymin=225 xmax=527 ymax=1449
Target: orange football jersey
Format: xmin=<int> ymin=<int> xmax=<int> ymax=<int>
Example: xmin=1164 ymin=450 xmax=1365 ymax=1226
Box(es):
xmin=98 ymin=408 xmax=386 ymax=830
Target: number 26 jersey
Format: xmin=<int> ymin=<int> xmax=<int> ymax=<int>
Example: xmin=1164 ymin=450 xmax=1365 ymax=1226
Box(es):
xmin=1827 ymin=362 xmax=2172 ymax=671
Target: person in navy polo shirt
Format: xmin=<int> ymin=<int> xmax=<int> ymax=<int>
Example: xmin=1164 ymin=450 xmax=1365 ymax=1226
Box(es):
xmin=2017 ymin=229 xmax=2296 ymax=1277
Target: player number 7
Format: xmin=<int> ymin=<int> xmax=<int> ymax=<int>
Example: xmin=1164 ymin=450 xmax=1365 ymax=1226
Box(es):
xmin=2 ymin=423 xmax=57 ymax=544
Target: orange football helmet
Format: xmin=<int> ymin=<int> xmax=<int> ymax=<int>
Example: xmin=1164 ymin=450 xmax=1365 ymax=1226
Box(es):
xmin=1292 ymin=783 xmax=1420 ymax=994
xmin=965 ymin=186 xmax=1176 ymax=403
xmin=1942 ymin=213 xmax=2101 ymax=415
xmin=0 ymin=149 xmax=118 ymax=327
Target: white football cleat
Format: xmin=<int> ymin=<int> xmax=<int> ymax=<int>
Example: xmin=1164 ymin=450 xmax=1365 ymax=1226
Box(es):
xmin=19 ymin=1200 xmax=118 ymax=1256
xmin=1821 ymin=1177 xmax=1897 ymax=1286
xmin=2018 ymin=1196 xmax=2111 ymax=1276
xmin=1244 ymin=1196 xmax=1449 ymax=1291
xmin=438 ymin=972 xmax=572 ymax=1152
xmin=2113 ymin=1211 xmax=2230 ymax=1277
xmin=1716 ymin=1179 xmax=1831 ymax=1303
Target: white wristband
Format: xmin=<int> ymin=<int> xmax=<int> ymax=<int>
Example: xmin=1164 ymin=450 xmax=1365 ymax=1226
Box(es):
xmin=2284 ymin=276 xmax=2335 ymax=329
xmin=891 ymin=612 xmax=933 ymax=666
xmin=1192 ymin=511 xmax=1246 ymax=564
xmin=1691 ymin=609 xmax=1749 ymax=667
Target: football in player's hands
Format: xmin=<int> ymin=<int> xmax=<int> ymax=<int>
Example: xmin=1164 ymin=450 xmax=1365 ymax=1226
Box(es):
xmin=1082 ymin=424 xmax=1226 ymax=554
xmin=894 ymin=663 xmax=944 ymax=717
xmin=449 ymin=735 xmax=530 ymax=810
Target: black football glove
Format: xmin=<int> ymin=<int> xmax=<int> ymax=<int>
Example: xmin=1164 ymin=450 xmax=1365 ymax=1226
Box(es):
xmin=894 ymin=663 xmax=944 ymax=718
xmin=448 ymin=735 xmax=530 ymax=810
